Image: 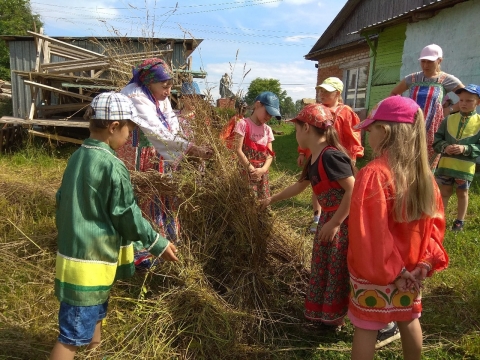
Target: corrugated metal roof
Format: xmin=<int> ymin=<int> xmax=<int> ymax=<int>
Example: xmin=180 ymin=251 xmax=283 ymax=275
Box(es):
xmin=348 ymin=0 xmax=464 ymax=34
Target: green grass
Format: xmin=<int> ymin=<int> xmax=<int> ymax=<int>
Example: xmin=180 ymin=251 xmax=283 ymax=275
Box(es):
xmin=1 ymin=135 xmax=480 ymax=359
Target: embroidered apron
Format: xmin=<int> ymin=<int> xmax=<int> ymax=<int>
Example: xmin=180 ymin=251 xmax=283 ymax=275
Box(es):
xmin=409 ymin=72 xmax=448 ymax=169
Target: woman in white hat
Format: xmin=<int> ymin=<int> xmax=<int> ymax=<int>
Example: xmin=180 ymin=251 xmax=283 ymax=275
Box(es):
xmin=390 ymin=44 xmax=464 ymax=168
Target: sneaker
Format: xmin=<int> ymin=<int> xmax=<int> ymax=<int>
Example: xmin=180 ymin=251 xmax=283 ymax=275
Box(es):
xmin=375 ymin=322 xmax=401 ymax=349
xmin=309 ymin=220 xmax=319 ymax=233
xmin=451 ymin=219 xmax=464 ymax=232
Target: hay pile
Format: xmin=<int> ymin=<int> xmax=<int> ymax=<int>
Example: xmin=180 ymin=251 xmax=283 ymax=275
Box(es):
xmin=0 ymin=95 xmax=315 ymax=360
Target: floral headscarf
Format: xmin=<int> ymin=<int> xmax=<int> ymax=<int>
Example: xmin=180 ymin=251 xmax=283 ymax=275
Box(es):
xmin=292 ymin=103 xmax=334 ymax=130
xmin=130 ymin=58 xmax=173 ymax=86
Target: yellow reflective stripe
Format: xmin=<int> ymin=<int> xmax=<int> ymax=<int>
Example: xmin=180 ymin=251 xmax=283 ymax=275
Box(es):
xmin=439 ymin=157 xmax=475 ymax=174
xmin=56 ymin=253 xmax=116 ymax=287
xmin=118 ymin=244 xmax=134 ymax=266
xmin=447 ymin=113 xmax=480 ymax=139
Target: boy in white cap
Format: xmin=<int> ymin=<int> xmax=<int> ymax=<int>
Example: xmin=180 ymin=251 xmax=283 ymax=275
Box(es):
xmin=50 ymin=92 xmax=178 ymax=360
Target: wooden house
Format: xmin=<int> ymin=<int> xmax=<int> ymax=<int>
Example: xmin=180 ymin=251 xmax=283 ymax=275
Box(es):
xmin=305 ymin=0 xmax=477 ymax=114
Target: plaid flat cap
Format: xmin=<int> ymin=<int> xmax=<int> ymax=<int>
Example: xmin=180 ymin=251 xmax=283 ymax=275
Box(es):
xmin=90 ymin=92 xmax=140 ymax=124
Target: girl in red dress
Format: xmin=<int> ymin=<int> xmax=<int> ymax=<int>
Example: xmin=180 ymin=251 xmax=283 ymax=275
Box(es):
xmin=348 ymin=96 xmax=449 ymax=359
xmin=262 ymin=103 xmax=355 ymax=329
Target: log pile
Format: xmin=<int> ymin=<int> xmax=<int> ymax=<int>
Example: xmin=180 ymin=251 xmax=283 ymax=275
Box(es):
xmin=14 ymin=30 xmax=175 ymax=124
xmin=0 ymin=80 xmax=11 ymax=102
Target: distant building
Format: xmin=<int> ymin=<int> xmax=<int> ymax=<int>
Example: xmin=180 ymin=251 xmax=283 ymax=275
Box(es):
xmin=305 ymin=0 xmax=479 ymax=114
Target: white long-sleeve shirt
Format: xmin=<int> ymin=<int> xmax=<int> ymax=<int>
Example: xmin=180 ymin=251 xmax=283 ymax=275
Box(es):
xmin=121 ymin=83 xmax=190 ymax=162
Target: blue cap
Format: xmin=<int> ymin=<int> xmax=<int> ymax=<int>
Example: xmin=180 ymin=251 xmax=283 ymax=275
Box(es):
xmin=455 ymin=84 xmax=480 ymax=97
xmin=255 ymin=91 xmax=282 ymax=120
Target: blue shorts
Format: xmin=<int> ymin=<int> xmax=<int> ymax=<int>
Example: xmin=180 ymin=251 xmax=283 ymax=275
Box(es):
xmin=57 ymin=300 xmax=108 ymax=346
xmin=435 ymin=175 xmax=471 ymax=190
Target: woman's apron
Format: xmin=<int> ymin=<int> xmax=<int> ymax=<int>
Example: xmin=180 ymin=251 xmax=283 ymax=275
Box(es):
xmin=409 ymin=72 xmax=448 ymax=169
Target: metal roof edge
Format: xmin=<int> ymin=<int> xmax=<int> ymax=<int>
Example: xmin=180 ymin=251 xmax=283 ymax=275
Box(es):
xmin=305 ymin=0 xmax=363 ymax=57
xmin=0 ymin=35 xmax=203 ymax=44
xmin=349 ymin=0 xmax=468 ymax=35
xmin=305 ymin=37 xmax=372 ymax=60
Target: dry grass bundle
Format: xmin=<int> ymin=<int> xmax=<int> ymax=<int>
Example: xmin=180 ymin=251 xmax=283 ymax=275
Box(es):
xmin=0 ymin=79 xmax=313 ymax=360
xmin=123 ymin=94 xmax=312 ymax=354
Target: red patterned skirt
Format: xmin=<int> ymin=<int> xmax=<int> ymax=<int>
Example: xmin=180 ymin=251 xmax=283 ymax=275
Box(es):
xmin=304 ymin=210 xmax=349 ymax=325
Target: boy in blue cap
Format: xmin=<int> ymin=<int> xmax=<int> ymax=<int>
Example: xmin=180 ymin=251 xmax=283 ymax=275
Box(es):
xmin=50 ymin=92 xmax=179 ymax=360
xmin=234 ymin=91 xmax=281 ymax=199
xmin=433 ymin=84 xmax=480 ymax=231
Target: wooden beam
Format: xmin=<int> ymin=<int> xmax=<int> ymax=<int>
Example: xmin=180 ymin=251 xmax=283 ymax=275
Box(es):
xmin=27 ymin=31 xmax=105 ymax=58
xmin=38 ymin=103 xmax=90 ymax=116
xmin=40 ymin=56 xmax=104 ymax=69
xmin=0 ymin=116 xmax=90 ymax=128
xmin=23 ymin=80 xmax=93 ymax=101
xmin=14 ymin=70 xmax=115 ymax=85
xmin=45 ymin=61 xmax=109 ymax=74
xmin=28 ymin=130 xmax=84 ymax=145
xmin=29 ymin=31 xmax=44 ymax=120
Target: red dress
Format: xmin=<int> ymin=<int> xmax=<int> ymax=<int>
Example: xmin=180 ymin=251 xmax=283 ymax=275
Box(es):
xmin=304 ymin=146 xmax=352 ymax=325
xmin=348 ymin=155 xmax=448 ymax=323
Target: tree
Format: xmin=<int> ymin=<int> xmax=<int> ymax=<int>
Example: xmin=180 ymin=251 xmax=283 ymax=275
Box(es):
xmin=245 ymin=77 xmax=290 ymax=117
xmin=282 ymin=96 xmax=296 ymax=118
xmin=295 ymin=99 xmax=303 ymax=114
xmin=245 ymin=78 xmax=287 ymax=105
xmin=0 ymin=0 xmax=43 ymax=80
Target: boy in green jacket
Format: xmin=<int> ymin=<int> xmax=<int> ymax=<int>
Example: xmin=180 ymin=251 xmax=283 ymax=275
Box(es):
xmin=50 ymin=92 xmax=178 ymax=360
xmin=433 ymin=84 xmax=480 ymax=231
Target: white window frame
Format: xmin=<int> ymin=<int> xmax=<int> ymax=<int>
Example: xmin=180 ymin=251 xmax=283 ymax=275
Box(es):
xmin=340 ymin=59 xmax=369 ymax=110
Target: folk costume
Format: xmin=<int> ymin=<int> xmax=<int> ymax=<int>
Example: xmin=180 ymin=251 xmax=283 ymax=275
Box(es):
xmin=348 ymin=155 xmax=449 ymax=323
xmin=55 ymin=139 xmax=170 ymax=306
xmin=406 ymin=71 xmax=462 ymax=168
xmin=234 ymin=117 xmax=274 ymax=199
xmin=433 ymin=110 xmax=480 ymax=182
xmin=117 ymin=59 xmax=188 ymax=267
xmin=304 ymin=146 xmax=353 ymax=325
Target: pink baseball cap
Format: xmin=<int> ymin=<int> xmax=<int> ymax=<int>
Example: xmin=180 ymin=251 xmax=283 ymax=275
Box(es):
xmin=354 ymin=96 xmax=420 ymax=130
xmin=418 ymin=44 xmax=443 ymax=61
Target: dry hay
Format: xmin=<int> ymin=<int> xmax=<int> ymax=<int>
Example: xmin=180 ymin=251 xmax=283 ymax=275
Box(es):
xmin=0 ymin=90 xmax=313 ymax=360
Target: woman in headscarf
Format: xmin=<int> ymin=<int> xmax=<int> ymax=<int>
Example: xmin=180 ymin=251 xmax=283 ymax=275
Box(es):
xmin=390 ymin=44 xmax=464 ymax=168
xmin=117 ymin=58 xmax=210 ymax=268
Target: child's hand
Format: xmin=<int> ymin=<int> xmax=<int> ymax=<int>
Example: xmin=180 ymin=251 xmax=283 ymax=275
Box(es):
xmin=259 ymin=197 xmax=271 ymax=210
xmin=317 ymin=221 xmax=339 ymax=242
xmin=444 ymin=144 xmax=464 ymax=155
xmin=250 ymin=167 xmax=265 ymax=181
xmin=160 ymin=242 xmax=179 ymax=262
xmin=394 ymin=270 xmax=419 ymax=292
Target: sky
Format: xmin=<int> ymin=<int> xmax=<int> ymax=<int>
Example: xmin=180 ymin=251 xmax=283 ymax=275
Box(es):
xmin=29 ymin=0 xmax=348 ymax=102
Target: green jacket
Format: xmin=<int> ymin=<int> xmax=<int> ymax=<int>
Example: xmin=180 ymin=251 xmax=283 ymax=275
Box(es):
xmin=433 ymin=111 xmax=480 ymax=181
xmin=55 ymin=138 xmax=169 ymax=306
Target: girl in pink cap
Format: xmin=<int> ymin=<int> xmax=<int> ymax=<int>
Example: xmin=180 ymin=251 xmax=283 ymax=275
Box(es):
xmin=261 ymin=103 xmax=355 ymax=331
xmin=348 ymin=96 xmax=448 ymax=360
xmin=390 ymin=44 xmax=464 ymax=168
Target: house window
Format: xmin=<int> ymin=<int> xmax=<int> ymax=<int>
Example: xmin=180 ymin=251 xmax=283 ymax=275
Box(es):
xmin=344 ymin=65 xmax=368 ymax=109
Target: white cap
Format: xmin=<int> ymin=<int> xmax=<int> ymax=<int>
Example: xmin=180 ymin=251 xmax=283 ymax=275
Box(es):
xmin=418 ymin=44 xmax=443 ymax=61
